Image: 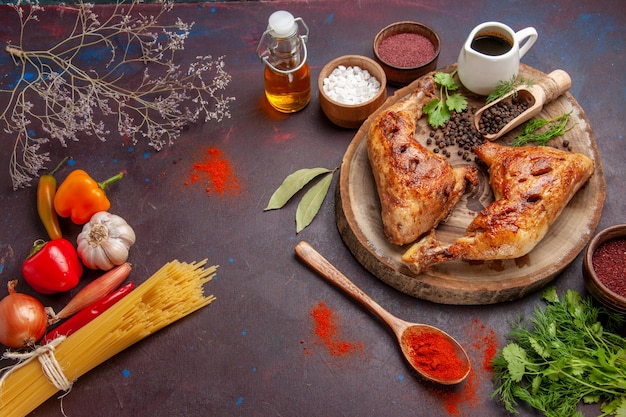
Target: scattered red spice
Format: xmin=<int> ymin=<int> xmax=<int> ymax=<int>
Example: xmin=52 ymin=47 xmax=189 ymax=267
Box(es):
xmin=423 ymin=319 xmax=497 ymax=416
xmin=306 ymin=305 xmax=498 ymax=415
xmin=432 ymin=369 xmax=479 ymax=415
xmin=592 ymin=238 xmax=626 ymax=297
xmin=405 ymin=332 xmax=465 ymax=381
xmin=467 ymin=319 xmax=498 ymax=372
xmin=482 ymin=333 xmax=498 ymax=371
xmin=378 ymin=32 xmax=436 ymax=68
xmin=300 ymin=339 xmax=310 ymax=355
xmin=184 ymin=146 xmax=240 ymax=196
xmin=310 ymin=301 xmax=363 ymax=357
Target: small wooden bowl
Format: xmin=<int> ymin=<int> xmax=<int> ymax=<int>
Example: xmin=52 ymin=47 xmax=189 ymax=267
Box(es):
xmin=373 ymin=21 xmax=440 ymax=87
xmin=318 ymin=55 xmax=387 ymax=129
xmin=583 ymin=224 xmax=626 ymax=314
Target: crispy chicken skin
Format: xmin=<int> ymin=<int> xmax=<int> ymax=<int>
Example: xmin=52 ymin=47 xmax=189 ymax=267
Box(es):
xmin=367 ymin=75 xmax=479 ymax=246
xmin=402 ymin=140 xmax=595 ymax=274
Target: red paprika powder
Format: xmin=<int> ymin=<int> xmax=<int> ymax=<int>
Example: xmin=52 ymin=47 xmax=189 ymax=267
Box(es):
xmin=425 ymin=319 xmax=495 ymax=416
xmin=468 ymin=319 xmax=498 ymax=371
xmin=184 ymin=146 xmax=240 ymax=196
xmin=481 ymin=328 xmax=498 ymax=371
xmin=405 ymin=331 xmax=464 ymax=381
xmin=434 ymin=369 xmax=478 ymax=415
xmin=310 ymin=301 xmax=363 ymax=358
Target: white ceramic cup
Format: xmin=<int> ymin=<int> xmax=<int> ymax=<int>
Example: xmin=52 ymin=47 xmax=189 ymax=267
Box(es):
xmin=457 ymin=22 xmax=537 ymax=96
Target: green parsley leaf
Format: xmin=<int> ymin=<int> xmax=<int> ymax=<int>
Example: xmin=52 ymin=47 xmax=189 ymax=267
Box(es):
xmin=446 ymin=93 xmax=468 ymax=113
xmin=423 ymin=97 xmax=442 ymax=115
xmin=425 ymin=98 xmax=449 ymax=127
xmin=424 ymin=70 xmax=468 ymax=128
xmin=502 ymin=344 xmax=527 ymax=382
xmin=433 ymin=72 xmax=458 ymax=90
xmin=601 ymin=397 xmax=626 ymax=416
xmin=542 ymin=286 xmax=559 ymax=303
xmin=529 ymin=336 xmax=550 ymax=359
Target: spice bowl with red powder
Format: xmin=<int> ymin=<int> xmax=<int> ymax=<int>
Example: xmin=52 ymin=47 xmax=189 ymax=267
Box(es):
xmin=583 ymin=224 xmax=626 ymax=314
xmin=318 ymin=55 xmax=387 ymax=129
xmin=373 ymin=21 xmax=440 ymax=87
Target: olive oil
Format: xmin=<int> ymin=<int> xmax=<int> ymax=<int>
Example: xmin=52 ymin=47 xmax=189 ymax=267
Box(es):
xmin=264 ymin=64 xmax=311 ymax=113
xmin=257 ymin=11 xmax=311 ymax=113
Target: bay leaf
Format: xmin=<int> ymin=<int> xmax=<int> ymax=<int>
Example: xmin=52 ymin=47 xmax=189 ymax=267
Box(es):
xmin=295 ymin=172 xmax=333 ymax=233
xmin=265 ymin=167 xmax=332 ymax=211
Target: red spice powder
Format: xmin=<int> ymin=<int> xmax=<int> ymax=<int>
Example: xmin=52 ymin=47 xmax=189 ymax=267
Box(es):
xmin=310 ymin=301 xmax=363 ymax=357
xmin=405 ymin=332 xmax=464 ymax=381
xmin=184 ymin=146 xmax=240 ymax=196
xmin=468 ymin=320 xmax=498 ymax=372
xmin=432 ymin=369 xmax=479 ymax=415
xmin=378 ymin=32 xmax=436 ymax=68
xmin=424 ymin=319 xmax=497 ymax=416
xmin=592 ymin=238 xmax=626 ymax=297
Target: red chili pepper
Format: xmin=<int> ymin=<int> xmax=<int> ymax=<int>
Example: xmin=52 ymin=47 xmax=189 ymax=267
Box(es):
xmin=42 ymin=281 xmax=135 ymax=344
xmin=21 ymin=238 xmax=83 ymax=294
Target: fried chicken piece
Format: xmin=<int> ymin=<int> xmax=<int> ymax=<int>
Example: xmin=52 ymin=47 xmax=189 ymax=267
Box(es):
xmin=402 ymin=140 xmax=595 ymax=274
xmin=367 ymin=75 xmax=479 ymax=246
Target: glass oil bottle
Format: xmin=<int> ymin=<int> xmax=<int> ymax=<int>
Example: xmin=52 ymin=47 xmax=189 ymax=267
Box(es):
xmin=257 ymin=11 xmax=310 ymax=113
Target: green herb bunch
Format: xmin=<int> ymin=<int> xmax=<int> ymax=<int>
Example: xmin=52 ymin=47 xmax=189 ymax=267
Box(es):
xmin=485 ymin=75 xmax=534 ymax=104
xmin=511 ymin=112 xmax=574 ymax=146
xmin=492 ymin=287 xmax=626 ymax=417
xmin=423 ymin=71 xmax=468 ymax=127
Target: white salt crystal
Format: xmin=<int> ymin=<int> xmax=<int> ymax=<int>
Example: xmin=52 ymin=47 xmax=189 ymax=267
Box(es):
xmin=322 ymin=65 xmax=381 ymax=105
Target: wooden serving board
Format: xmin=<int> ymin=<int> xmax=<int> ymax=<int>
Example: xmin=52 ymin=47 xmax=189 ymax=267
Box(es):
xmin=336 ymin=64 xmax=606 ymax=305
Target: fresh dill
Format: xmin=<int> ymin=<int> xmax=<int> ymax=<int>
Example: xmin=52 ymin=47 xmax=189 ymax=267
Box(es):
xmin=511 ymin=112 xmax=574 ymax=146
xmin=491 ymin=287 xmax=626 ymax=417
xmin=486 ymin=75 xmax=534 ymax=104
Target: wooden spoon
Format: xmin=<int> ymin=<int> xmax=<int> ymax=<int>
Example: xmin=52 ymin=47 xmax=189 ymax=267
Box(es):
xmin=295 ymin=241 xmax=471 ymax=385
xmin=474 ymin=69 xmax=571 ymax=141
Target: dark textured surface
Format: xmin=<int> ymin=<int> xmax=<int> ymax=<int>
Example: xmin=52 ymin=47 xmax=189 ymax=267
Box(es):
xmin=0 ymin=1 xmax=624 ymax=416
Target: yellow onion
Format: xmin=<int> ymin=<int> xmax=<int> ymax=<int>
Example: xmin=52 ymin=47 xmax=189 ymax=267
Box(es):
xmin=0 ymin=280 xmax=47 ymax=348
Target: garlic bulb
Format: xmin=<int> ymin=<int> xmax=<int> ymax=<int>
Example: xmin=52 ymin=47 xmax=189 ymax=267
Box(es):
xmin=77 ymin=211 xmax=136 ymax=270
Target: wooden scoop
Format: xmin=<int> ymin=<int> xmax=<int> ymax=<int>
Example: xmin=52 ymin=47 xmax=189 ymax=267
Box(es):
xmin=474 ymin=69 xmax=572 ymax=141
xmin=295 ymin=241 xmax=471 ymax=385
